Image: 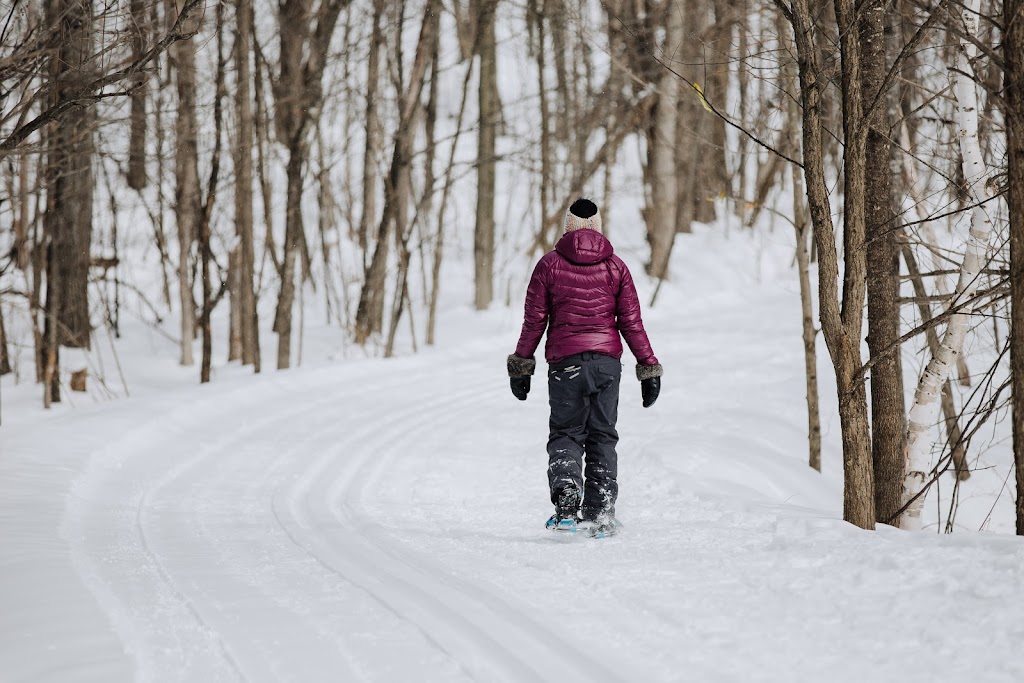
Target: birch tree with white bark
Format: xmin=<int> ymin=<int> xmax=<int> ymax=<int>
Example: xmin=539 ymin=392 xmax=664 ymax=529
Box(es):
xmin=899 ymin=0 xmax=999 ymax=529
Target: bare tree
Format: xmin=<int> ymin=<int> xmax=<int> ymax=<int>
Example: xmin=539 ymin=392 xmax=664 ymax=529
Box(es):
xmin=271 ymin=0 xmax=348 ymax=369
xmin=784 ymin=25 xmax=822 ymax=472
xmin=0 ymin=299 xmax=11 ymax=376
xmin=0 ymin=1 xmax=204 ymax=160
xmin=169 ymin=0 xmax=200 ymax=368
xmin=861 ymin=0 xmax=906 ymax=524
xmin=354 ymin=0 xmax=439 ymax=345
xmin=126 ymin=0 xmax=149 ymax=190
xmin=900 ymin=0 xmax=999 ymax=530
xmin=529 ymin=0 xmax=553 ymax=247
xmin=1003 ymin=0 xmax=1024 ymax=534
xmin=645 ymin=2 xmax=682 ymax=281
xmin=233 ymin=0 xmax=259 ymax=370
xmin=386 ymin=6 xmax=441 ymax=356
xmin=781 ymin=0 xmax=875 ymax=528
xmin=688 ymin=0 xmax=728 ymax=224
xmin=358 ymin=0 xmax=384 ymax=255
xmin=42 ymin=0 xmax=97 ymax=406
xmin=199 ymin=1 xmax=227 ymax=384
xmin=474 ymin=0 xmax=498 ymax=310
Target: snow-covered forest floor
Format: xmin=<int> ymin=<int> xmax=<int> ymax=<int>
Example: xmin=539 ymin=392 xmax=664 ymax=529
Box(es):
xmin=3 ymin=225 xmax=1023 ymax=682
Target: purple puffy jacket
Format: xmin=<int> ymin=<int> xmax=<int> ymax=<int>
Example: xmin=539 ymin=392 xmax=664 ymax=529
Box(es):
xmin=514 ymin=229 xmax=659 ymax=366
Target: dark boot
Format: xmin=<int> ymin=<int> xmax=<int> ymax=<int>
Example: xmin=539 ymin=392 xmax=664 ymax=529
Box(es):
xmin=545 ymin=485 xmax=581 ymax=531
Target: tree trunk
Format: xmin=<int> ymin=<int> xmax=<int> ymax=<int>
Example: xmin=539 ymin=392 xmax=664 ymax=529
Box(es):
xmin=735 ymin=0 xmax=750 ymax=217
xmin=271 ymin=0 xmax=346 ymax=366
xmin=785 ymin=11 xmax=821 ymax=472
xmin=356 ymin=146 xmax=400 ymax=344
xmin=200 ymin=1 xmax=226 ymax=384
xmin=170 ymin=3 xmax=201 ymax=367
xmin=354 ymin=2 xmax=438 ymax=344
xmin=673 ymin=0 xmax=714 ymax=229
xmin=900 ymin=0 xmax=997 ymax=529
xmin=792 ymin=152 xmax=821 ymax=472
xmin=898 ymin=122 xmax=971 ymax=387
xmin=253 ymin=28 xmax=280 ymax=287
xmin=234 ymin=0 xmax=259 ymax=370
xmin=14 ymin=149 xmax=31 ymax=270
xmin=384 ymin=158 xmax=412 ymax=357
xmin=152 ymin=41 xmax=174 ymax=310
xmin=900 ymin=242 xmax=970 ymax=482
xmin=831 ymin=0 xmax=874 ymax=529
xmin=532 ymin=0 xmax=552 ymax=249
xmin=127 ymin=0 xmax=148 ymax=190
xmin=359 ymin=0 xmax=384 ymax=254
xmin=474 ymin=0 xmax=498 ymax=311
xmin=0 ymin=300 xmax=11 ymax=376
xmin=788 ymin=0 xmax=874 ymax=529
xmin=31 ymin=151 xmax=45 ymax=384
xmin=693 ymin=0 xmax=729 ymax=224
xmin=1004 ymin=0 xmax=1024 ymax=534
xmin=547 ymin=0 xmax=570 ymax=144
xmin=838 ymin=346 xmax=874 ymax=526
xmin=645 ymin=2 xmax=682 ymax=280
xmin=861 ymin=0 xmax=905 ymax=525
xmin=228 ymin=251 xmax=242 ymax=361
xmin=276 ymin=149 xmax=305 ymax=369
xmin=675 ymin=72 xmax=702 ymax=238
xmin=43 ymin=279 xmax=60 ymax=407
xmin=387 ymin=35 xmax=437 ymax=358
xmin=44 ymin=0 xmax=95 ymax=352
xmin=272 ymin=0 xmax=309 ymax=370
xmin=200 ymin=200 xmax=214 ymax=382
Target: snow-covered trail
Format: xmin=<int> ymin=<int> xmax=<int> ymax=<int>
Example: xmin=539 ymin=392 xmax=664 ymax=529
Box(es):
xmin=4 ymin=260 xmax=1024 ymax=681
xmin=64 ymin=362 xmax=611 ymax=683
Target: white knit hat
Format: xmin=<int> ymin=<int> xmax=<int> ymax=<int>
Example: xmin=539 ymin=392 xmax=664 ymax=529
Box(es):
xmin=564 ymin=199 xmax=602 ymax=233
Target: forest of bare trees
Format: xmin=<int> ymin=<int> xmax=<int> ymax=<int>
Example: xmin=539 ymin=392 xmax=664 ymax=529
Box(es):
xmin=0 ymin=0 xmax=1021 ymax=532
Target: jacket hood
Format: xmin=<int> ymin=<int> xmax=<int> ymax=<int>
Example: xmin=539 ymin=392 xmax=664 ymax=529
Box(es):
xmin=555 ymin=228 xmax=614 ymax=265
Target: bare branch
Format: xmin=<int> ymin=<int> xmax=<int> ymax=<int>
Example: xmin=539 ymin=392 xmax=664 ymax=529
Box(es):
xmin=0 ymin=0 xmax=205 ymax=159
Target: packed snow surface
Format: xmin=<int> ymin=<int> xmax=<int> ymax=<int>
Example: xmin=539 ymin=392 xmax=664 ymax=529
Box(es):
xmin=3 ymin=228 xmax=1024 ymax=682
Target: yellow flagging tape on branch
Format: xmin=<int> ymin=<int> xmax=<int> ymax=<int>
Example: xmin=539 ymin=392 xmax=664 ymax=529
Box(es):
xmin=692 ymin=83 xmax=712 ymax=113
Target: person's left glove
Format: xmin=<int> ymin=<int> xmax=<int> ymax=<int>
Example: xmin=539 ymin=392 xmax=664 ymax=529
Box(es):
xmin=637 ymin=363 xmax=664 ymax=408
xmin=507 ymin=354 xmax=536 ymax=401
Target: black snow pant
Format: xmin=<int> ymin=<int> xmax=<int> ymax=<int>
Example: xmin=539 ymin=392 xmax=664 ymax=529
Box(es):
xmin=546 ymin=352 xmax=621 ymax=520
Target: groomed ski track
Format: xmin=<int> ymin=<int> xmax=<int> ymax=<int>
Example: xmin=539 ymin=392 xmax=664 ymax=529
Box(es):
xmin=59 ymin=363 xmax=623 ymax=683
xmin=4 ymin=268 xmax=1024 ymax=682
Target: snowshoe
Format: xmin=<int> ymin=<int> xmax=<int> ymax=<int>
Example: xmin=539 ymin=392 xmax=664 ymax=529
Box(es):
xmin=578 ymin=513 xmax=621 ymax=539
xmin=545 ymin=515 xmax=578 ymax=533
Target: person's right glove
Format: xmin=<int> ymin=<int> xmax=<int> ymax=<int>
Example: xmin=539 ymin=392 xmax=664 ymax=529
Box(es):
xmin=510 ymin=376 xmax=530 ymax=401
xmin=636 ymin=363 xmax=664 ymax=408
xmin=507 ymin=354 xmax=536 ymax=401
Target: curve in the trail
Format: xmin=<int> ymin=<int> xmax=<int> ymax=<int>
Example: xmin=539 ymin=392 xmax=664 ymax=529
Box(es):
xmin=65 ymin=379 xmax=278 ymax=683
xmin=65 ymin=364 xmax=608 ymax=683
xmin=69 ymin=370 xmax=463 ymax=682
xmin=137 ymin=390 xmax=369 ymax=683
xmin=133 ymin=432 xmax=249 ymax=683
xmin=278 ymin=380 xmax=617 ymax=683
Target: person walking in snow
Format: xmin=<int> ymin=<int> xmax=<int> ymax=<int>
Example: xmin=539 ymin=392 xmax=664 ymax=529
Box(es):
xmin=507 ymin=198 xmax=662 ymax=536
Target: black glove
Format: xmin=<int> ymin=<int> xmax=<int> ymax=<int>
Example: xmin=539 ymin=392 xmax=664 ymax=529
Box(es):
xmin=641 ymin=377 xmax=660 ymax=408
xmin=507 ymin=354 xmax=536 ymax=402
xmin=510 ymin=376 xmax=531 ymax=401
xmin=636 ymin=363 xmax=663 ymax=408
